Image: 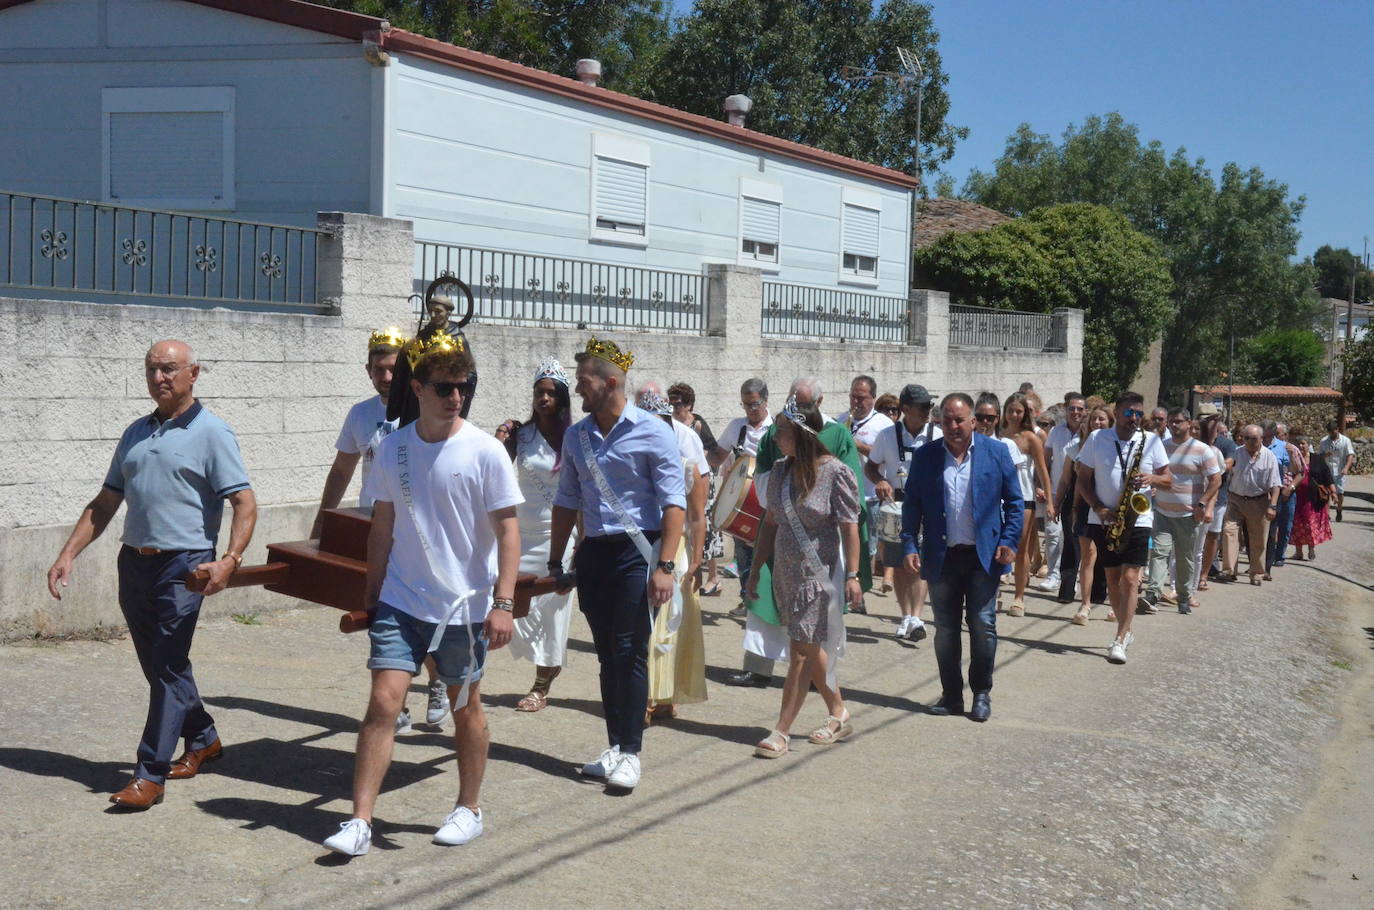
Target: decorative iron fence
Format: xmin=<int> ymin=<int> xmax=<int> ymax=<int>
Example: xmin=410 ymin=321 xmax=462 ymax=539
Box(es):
xmin=0 ymin=190 xmax=325 ymax=308
xmin=948 ymin=305 xmax=1066 ymax=352
xmin=760 ymin=281 xmax=918 ymax=345
xmin=414 ymin=241 xmax=708 ymax=334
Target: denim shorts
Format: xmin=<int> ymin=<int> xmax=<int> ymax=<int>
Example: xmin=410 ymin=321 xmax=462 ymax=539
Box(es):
xmin=367 ymin=602 xmax=488 ymax=684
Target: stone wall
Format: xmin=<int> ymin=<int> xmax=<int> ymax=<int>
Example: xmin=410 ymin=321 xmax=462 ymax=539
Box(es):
xmin=0 ymin=213 xmax=1082 ymax=639
xmin=1225 ymin=401 xmax=1344 ymax=441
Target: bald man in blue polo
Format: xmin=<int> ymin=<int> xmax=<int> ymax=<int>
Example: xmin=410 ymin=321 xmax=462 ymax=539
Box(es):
xmin=48 ymin=339 xmax=257 ymax=810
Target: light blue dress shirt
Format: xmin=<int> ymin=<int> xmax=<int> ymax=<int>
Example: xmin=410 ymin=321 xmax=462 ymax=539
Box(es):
xmin=944 ymin=436 xmax=978 ymax=546
xmin=554 ymin=403 xmax=687 ymax=536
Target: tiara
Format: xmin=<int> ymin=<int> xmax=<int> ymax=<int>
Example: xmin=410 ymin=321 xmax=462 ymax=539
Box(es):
xmin=781 ymin=393 xmax=818 ymax=435
xmin=404 ymin=329 xmax=467 ymax=367
xmin=368 ymin=326 xmax=409 ymax=350
xmin=636 ymin=389 xmax=672 ymax=416
xmin=579 ymin=337 xmax=634 ymax=372
xmin=534 ymin=357 xmax=569 ymax=387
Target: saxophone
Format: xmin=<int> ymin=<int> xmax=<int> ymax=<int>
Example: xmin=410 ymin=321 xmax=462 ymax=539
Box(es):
xmin=1105 ymin=432 xmax=1151 ymax=554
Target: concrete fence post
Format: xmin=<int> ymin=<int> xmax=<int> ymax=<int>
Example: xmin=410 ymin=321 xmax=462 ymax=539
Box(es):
xmin=316 ymin=212 xmax=417 ymax=335
xmin=704 ymin=263 xmax=763 ymax=338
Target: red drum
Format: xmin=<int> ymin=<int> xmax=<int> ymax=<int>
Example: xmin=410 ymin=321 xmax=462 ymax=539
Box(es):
xmin=711 ymin=455 xmax=764 ymax=544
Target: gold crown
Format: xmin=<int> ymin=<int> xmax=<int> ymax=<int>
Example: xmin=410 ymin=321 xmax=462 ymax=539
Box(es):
xmin=404 ymin=329 xmax=467 ymax=367
xmin=579 ymin=337 xmax=634 ymax=372
xmin=368 ymin=326 xmax=409 ymax=350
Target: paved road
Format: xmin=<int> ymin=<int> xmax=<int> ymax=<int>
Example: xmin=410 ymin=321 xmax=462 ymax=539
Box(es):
xmin=2 ymin=481 xmax=1371 ymax=909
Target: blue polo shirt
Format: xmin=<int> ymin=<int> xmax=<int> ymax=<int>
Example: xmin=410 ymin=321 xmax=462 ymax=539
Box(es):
xmin=102 ymin=400 xmax=252 ymax=551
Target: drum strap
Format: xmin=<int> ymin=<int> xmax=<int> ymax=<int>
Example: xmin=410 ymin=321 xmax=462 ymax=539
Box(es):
xmin=575 ymin=424 xmax=683 ymax=646
xmin=396 ymin=440 xmax=485 ymax=710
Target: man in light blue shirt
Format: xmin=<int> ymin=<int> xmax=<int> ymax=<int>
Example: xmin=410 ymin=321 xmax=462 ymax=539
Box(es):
xmin=549 ymin=338 xmax=685 ymax=794
xmin=47 ymin=340 xmax=256 ymax=811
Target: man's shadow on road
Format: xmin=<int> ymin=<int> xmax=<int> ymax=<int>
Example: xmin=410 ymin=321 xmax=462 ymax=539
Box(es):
xmin=0 ymin=746 xmax=129 ymax=795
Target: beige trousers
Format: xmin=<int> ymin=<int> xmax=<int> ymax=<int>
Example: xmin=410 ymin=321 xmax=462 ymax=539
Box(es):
xmin=1222 ymin=494 xmax=1270 ymax=578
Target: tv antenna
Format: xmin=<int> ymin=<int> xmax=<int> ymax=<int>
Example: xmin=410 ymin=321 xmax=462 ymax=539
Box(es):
xmin=839 ymin=48 xmax=924 ymax=175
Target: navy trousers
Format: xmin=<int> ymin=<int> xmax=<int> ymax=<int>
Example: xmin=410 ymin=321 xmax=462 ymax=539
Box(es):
xmin=927 ymin=546 xmax=1000 ymax=699
xmin=117 ymin=546 xmax=219 ymax=784
xmin=575 ymin=532 xmax=656 ymax=755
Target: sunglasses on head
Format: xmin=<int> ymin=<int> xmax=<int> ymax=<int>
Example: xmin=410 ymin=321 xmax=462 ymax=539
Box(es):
xmin=425 ymin=380 xmax=473 ymax=398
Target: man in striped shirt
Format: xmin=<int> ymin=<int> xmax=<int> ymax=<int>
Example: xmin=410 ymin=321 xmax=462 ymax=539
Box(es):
xmin=1141 ymin=408 xmax=1222 ymax=614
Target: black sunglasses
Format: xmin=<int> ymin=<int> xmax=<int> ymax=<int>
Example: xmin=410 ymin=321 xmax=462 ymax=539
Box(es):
xmin=425 ymin=380 xmax=473 ymax=398
xmin=974 ymin=413 xmax=998 ymax=422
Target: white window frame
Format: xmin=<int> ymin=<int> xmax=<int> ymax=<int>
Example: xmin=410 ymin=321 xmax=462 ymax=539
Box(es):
xmin=102 ymin=86 xmax=235 ymax=210
xmin=589 ymin=132 xmax=650 ymax=248
xmin=737 ymin=177 xmax=782 ymax=271
xmin=838 ymin=186 xmax=882 ymax=288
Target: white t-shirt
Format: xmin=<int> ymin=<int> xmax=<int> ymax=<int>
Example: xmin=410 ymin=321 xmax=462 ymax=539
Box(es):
xmin=672 ymin=418 xmax=709 ymax=476
xmin=365 ymin=422 xmax=524 ymax=624
xmin=719 ymin=415 xmax=773 ymax=457
xmin=867 ymin=419 xmax=942 ymax=490
xmin=335 ymin=395 xmax=396 ymax=509
xmin=837 ymin=409 xmax=895 ymax=500
xmin=1076 ymin=428 xmax=1168 ymax=528
xmin=1318 ymin=434 xmax=1354 ymax=477
xmin=1046 ymin=423 xmax=1075 ymax=492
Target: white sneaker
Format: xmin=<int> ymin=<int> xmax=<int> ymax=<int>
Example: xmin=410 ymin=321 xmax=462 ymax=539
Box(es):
xmin=1107 ymin=639 xmax=1126 ymax=664
xmin=905 ymin=619 xmax=928 ymax=643
xmin=323 ymin=818 xmax=371 ymax=856
xmin=895 ymin=616 xmax=912 ymax=639
xmin=426 ymin=679 xmax=451 ymax=726
xmin=394 ymin=707 xmax=413 ymax=735
xmin=1034 ymin=577 xmax=1059 ymax=592
xmin=433 ymin=805 xmax=483 ymax=846
xmin=580 ymin=746 xmax=620 ymax=779
xmin=605 ymin=753 xmax=640 ymax=792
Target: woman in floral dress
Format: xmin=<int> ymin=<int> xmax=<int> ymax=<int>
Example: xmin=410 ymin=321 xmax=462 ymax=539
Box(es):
xmin=745 ymin=396 xmax=861 ymax=759
xmin=1289 ymin=433 xmax=1334 ymax=560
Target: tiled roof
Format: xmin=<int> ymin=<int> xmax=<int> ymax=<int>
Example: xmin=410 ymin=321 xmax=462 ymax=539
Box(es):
xmin=914 ymin=198 xmax=1012 ymax=248
xmin=1193 ymin=385 xmax=1343 ymax=401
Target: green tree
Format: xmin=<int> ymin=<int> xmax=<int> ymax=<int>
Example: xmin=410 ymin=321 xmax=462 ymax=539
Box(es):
xmin=319 ymin=1 xmax=670 ymax=92
xmin=1237 ymin=329 xmax=1325 ymax=386
xmin=1341 ymin=331 xmax=1374 ymax=419
xmin=639 ymin=0 xmax=965 ymax=178
xmin=1312 ymin=244 xmax=1374 ymax=302
xmin=963 ymin=113 xmax=1314 ymax=402
xmin=916 ymin=203 xmax=1174 ymax=399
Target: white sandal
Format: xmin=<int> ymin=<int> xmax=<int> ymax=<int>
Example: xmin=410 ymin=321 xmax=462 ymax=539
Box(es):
xmin=754 ymin=730 xmax=789 ymax=758
xmin=808 ymin=710 xmax=852 ymax=745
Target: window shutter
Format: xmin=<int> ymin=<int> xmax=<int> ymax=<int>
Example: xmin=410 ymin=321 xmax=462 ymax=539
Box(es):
xmin=595 ymin=158 xmax=647 ymax=230
xmin=842 ymin=204 xmax=880 ymax=258
xmin=109 ymin=112 xmax=225 ymax=201
xmin=741 ymin=197 xmax=780 ymax=245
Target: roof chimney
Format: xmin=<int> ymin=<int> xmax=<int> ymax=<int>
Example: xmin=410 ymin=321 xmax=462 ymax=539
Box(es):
xmin=724 ymin=94 xmax=752 ymax=127
xmin=575 ymin=59 xmax=602 ymax=87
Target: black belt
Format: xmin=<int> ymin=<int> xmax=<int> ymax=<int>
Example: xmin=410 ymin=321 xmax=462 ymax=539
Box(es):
xmin=948 ymin=543 xmax=977 ymax=552
xmin=1230 ymin=492 xmax=1267 ymax=500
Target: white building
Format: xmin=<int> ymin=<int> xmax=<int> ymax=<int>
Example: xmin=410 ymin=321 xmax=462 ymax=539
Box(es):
xmin=0 ymin=0 xmax=919 ymax=308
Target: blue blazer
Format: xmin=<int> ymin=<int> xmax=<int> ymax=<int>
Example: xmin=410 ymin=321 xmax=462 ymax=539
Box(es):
xmin=900 ymin=436 xmax=1024 ymax=582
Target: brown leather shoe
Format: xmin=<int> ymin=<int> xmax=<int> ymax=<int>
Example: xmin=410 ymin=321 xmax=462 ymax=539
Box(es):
xmin=167 ymin=739 xmax=223 ymax=780
xmin=109 ymin=777 xmax=164 ymax=810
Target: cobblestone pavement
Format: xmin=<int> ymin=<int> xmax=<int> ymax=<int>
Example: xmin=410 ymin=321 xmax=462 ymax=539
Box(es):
xmin=2 ymin=481 xmax=1371 ymax=910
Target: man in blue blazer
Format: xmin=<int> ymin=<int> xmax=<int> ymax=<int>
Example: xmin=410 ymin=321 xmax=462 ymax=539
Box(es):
xmin=901 ymin=392 xmax=1022 ymax=722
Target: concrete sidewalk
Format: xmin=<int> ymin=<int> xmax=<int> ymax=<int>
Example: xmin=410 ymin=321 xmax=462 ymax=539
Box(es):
xmin=2 ymin=481 xmax=1371 ymax=910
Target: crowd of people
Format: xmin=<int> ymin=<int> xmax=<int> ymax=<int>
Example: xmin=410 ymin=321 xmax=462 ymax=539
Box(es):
xmin=42 ymin=325 xmax=1358 ymax=859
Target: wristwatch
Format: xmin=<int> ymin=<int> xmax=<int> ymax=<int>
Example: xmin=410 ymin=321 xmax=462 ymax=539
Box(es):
xmin=845 ymin=571 xmax=860 ymax=580
xmin=656 ymin=560 xmax=675 ymax=575
xmin=222 ymin=552 xmax=243 ymax=568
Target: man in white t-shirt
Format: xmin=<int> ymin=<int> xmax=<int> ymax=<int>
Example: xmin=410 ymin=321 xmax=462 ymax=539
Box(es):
xmin=313 ymin=327 xmax=406 ymax=536
xmin=865 ymin=383 xmax=941 ymax=641
xmin=323 ymin=337 xmax=522 ymax=858
xmin=710 ymin=378 xmax=772 ymax=614
xmin=839 ymin=375 xmax=894 ymax=583
xmin=1318 ymin=419 xmax=1356 ymax=521
xmin=1075 ymin=391 xmax=1171 ymax=665
xmin=1037 ymin=393 xmax=1085 ymax=593
xmin=1141 ymin=408 xmax=1221 ymax=614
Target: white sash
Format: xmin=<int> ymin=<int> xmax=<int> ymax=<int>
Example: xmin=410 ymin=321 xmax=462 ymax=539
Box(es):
xmin=516 ymin=428 xmax=558 ymax=508
xmin=396 ymin=440 xmax=485 ymax=709
xmin=575 ymin=422 xmax=683 ymax=646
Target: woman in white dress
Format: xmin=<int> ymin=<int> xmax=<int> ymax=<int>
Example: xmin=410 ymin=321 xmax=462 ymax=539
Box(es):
xmin=494 ymin=359 xmax=574 ymax=712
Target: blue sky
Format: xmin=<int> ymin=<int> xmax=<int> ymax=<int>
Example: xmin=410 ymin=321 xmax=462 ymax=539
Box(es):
xmin=672 ymin=0 xmax=1373 ymax=260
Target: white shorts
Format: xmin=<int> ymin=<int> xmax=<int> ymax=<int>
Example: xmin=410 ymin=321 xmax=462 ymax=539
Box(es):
xmin=1207 ymin=504 xmax=1226 ymax=534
